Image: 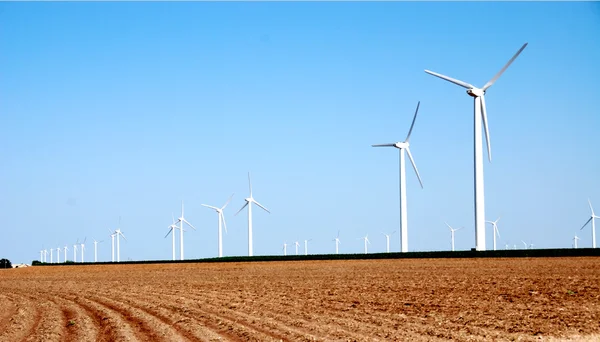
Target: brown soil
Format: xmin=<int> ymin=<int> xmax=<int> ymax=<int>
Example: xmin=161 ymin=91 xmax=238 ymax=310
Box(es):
xmin=0 ymin=257 xmax=599 ymax=341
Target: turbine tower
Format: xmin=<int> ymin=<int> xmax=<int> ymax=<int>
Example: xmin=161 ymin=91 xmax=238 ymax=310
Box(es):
xmin=164 ymin=213 xmax=179 ymax=261
xmin=80 ymin=238 xmax=86 ymax=263
xmin=63 ymin=245 xmax=68 ymax=262
xmin=333 ymin=231 xmax=341 ymax=254
xmin=424 ymin=43 xmax=528 ymax=251
xmin=486 ymin=217 xmax=501 ymax=251
xmin=115 ymin=228 xmax=127 ymax=262
xmin=359 ymin=234 xmax=371 ymax=254
xmin=580 ymin=199 xmax=599 ymax=248
xmin=282 ymin=241 xmax=288 ymax=256
xmin=50 ymin=248 xmax=53 ymax=263
xmin=381 ymin=231 xmax=396 ymax=253
xmin=92 ymin=238 xmax=102 ymax=262
xmin=573 ymin=235 xmax=580 ymax=249
xmin=73 ymin=241 xmax=78 ymax=262
xmin=108 ymin=229 xmax=116 ymax=262
xmin=175 ymin=201 xmax=197 ymax=260
xmin=201 ymin=194 xmax=234 ymax=258
xmin=445 ymin=222 xmax=462 ymax=252
xmin=372 ymin=101 xmax=424 ymax=253
xmin=56 ymin=247 xmax=61 ymax=263
xmin=293 ymin=241 xmax=300 ymax=255
xmin=234 ymin=172 xmax=270 ymax=257
xmin=304 ymin=239 xmax=312 ymax=255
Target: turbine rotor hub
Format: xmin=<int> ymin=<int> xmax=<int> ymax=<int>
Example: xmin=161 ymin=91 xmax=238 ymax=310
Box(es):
xmin=467 ymin=88 xmax=485 ymax=97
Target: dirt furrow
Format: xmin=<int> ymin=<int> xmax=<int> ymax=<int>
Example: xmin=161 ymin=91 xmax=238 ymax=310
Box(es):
xmin=41 ymin=294 xmax=101 ymax=342
xmin=21 ymin=295 xmax=64 ymax=342
xmin=0 ymin=294 xmax=18 ymax=333
xmin=0 ymin=293 xmax=42 ymax=342
xmin=103 ymin=291 xmax=234 ymax=342
xmin=86 ymin=294 xmax=190 ymax=342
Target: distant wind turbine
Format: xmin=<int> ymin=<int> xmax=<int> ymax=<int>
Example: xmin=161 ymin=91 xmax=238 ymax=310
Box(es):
xmin=293 ymin=241 xmax=300 ymax=255
xmin=304 ymin=239 xmax=312 ymax=255
xmin=64 ymin=245 xmax=68 ymax=262
xmin=92 ymin=238 xmax=103 ymax=262
xmin=235 ymin=172 xmax=270 ymax=257
xmin=425 ymin=43 xmax=528 ymax=251
xmin=381 ymin=231 xmax=396 ymax=253
xmin=80 ymin=238 xmax=86 ymax=263
xmin=359 ymin=234 xmax=371 ymax=254
xmin=73 ymin=241 xmax=78 ymax=262
xmin=573 ymin=235 xmax=580 ymax=249
xmin=333 ymin=231 xmax=341 ymax=254
xmin=580 ymin=199 xmax=599 ymax=248
xmin=108 ymin=229 xmax=116 ymax=262
xmin=115 ymin=228 xmax=126 ymax=262
xmin=372 ymin=101 xmax=424 ymax=253
xmin=175 ymin=201 xmax=197 ymax=260
xmin=164 ymin=213 xmax=179 ymax=261
xmin=521 ymin=240 xmax=528 ymax=249
xmin=282 ymin=241 xmax=288 ymax=256
xmin=486 ymin=217 xmax=501 ymax=251
xmin=202 ymin=194 xmax=234 ymax=258
xmin=50 ymin=248 xmax=53 ymax=263
xmin=56 ymin=247 xmax=61 ymax=263
xmin=445 ymin=222 xmax=462 ymax=252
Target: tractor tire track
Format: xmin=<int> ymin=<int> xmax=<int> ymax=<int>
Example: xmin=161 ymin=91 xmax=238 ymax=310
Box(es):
xmin=0 ymin=292 xmax=42 ymax=342
xmin=21 ymin=294 xmax=64 ymax=342
xmin=41 ymin=294 xmax=101 ymax=342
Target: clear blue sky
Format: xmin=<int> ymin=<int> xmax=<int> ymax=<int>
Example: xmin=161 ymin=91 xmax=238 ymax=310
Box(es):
xmin=1 ymin=2 xmax=599 ymax=263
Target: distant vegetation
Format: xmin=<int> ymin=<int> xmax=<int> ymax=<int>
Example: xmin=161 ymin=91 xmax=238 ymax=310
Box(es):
xmin=0 ymin=258 xmax=12 ymax=269
xmin=31 ymin=248 xmax=600 ymax=267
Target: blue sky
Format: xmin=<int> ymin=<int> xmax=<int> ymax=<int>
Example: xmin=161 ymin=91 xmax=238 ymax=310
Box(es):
xmin=1 ymin=2 xmax=599 ymax=263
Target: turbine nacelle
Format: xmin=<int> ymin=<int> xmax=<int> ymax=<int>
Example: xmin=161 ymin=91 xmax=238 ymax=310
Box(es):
xmin=466 ymin=88 xmax=485 ymax=98
xmin=394 ymin=142 xmax=409 ymax=149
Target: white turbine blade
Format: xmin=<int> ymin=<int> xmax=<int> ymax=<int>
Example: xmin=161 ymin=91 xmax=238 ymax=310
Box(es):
xmin=444 ymin=222 xmax=453 ymax=230
xmin=108 ymin=228 xmax=114 ymax=235
xmin=391 ymin=231 xmax=396 ymax=235
xmin=371 ymin=143 xmax=397 ymax=147
xmin=405 ymin=101 xmax=420 ymax=142
xmin=164 ymin=227 xmax=173 ymax=238
xmin=201 ymin=204 xmax=219 ymax=211
xmin=172 ymin=213 xmax=176 ymax=225
xmin=221 ymin=193 xmax=235 ymax=210
xmin=221 ymin=213 xmax=228 ymax=234
xmin=581 ymin=217 xmax=593 ymax=230
xmin=589 ymin=199 xmax=595 ymax=216
xmin=183 ymin=218 xmax=197 ymax=230
xmin=495 ymin=225 xmax=501 ymax=238
xmin=234 ymin=202 xmax=249 ymax=216
xmin=406 ymin=147 xmax=423 ymax=188
xmin=480 ymin=96 xmax=492 ymax=162
xmin=253 ymin=200 xmax=270 ymax=213
xmin=424 ymin=69 xmax=474 ymax=89
xmin=482 ymin=43 xmax=528 ymax=91
xmin=495 ymin=217 xmax=501 ymax=224
xmin=248 ymin=172 xmax=253 ymax=197
xmin=119 ymin=232 xmax=127 ymax=241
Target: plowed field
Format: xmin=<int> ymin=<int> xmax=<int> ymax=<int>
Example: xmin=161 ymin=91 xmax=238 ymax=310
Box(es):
xmin=1 ymin=257 xmax=599 ymax=341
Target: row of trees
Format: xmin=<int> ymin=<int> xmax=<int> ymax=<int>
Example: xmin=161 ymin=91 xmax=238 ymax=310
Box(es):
xmin=0 ymin=258 xmax=12 ymax=268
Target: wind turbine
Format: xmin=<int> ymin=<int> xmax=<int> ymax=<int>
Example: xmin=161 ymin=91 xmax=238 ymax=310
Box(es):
xmin=333 ymin=231 xmax=341 ymax=254
xmin=486 ymin=217 xmax=501 ymax=251
xmin=529 ymin=241 xmax=535 ymax=249
xmin=108 ymin=229 xmax=116 ymax=262
xmin=115 ymin=228 xmax=126 ymax=262
xmin=50 ymin=248 xmax=53 ymax=263
xmin=521 ymin=240 xmax=528 ymax=249
xmin=304 ymin=239 xmax=312 ymax=255
xmin=234 ymin=172 xmax=270 ymax=257
xmin=293 ymin=241 xmax=300 ymax=255
xmin=359 ymin=234 xmax=371 ymax=254
xmin=73 ymin=240 xmax=78 ymax=262
xmin=282 ymin=241 xmax=288 ymax=256
xmin=80 ymin=238 xmax=86 ymax=263
xmin=39 ymin=250 xmax=43 ymax=263
xmin=56 ymin=247 xmax=61 ymax=263
xmin=175 ymin=201 xmax=197 ymax=260
xmin=372 ymin=101 xmax=424 ymax=253
xmin=381 ymin=231 xmax=396 ymax=253
xmin=64 ymin=245 xmax=68 ymax=262
xmin=164 ymin=213 xmax=179 ymax=261
xmin=445 ymin=222 xmax=462 ymax=252
xmin=580 ymin=199 xmax=599 ymax=248
xmin=573 ymin=235 xmax=580 ymax=249
xmin=92 ymin=238 xmax=102 ymax=262
xmin=424 ymin=43 xmax=528 ymax=251
xmin=202 ymin=194 xmax=234 ymax=258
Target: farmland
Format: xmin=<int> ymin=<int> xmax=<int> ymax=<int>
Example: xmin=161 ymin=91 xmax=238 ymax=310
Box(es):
xmin=1 ymin=257 xmax=599 ymax=341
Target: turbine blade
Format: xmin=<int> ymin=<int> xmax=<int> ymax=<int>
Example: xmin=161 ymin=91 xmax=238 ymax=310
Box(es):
xmin=495 ymin=226 xmax=501 ymax=238
xmin=183 ymin=218 xmax=197 ymax=230
xmin=222 ymin=193 xmax=234 ymax=210
xmin=165 ymin=227 xmax=173 ymax=238
xmin=201 ymin=204 xmax=219 ymax=210
xmin=424 ymin=69 xmax=474 ymax=89
xmin=119 ymin=232 xmax=127 ymax=241
xmin=221 ymin=213 xmax=228 ymax=234
xmin=405 ymin=101 xmax=420 ymax=142
xmin=234 ymin=202 xmax=249 ymax=216
xmin=253 ymin=200 xmax=270 ymax=213
xmin=371 ymin=143 xmax=397 ymax=147
xmin=589 ymin=199 xmax=595 ymax=216
xmin=406 ymin=147 xmax=423 ymax=188
xmin=444 ymin=222 xmax=452 ymax=230
xmin=480 ymin=96 xmax=492 ymax=162
xmin=172 ymin=213 xmax=176 ymax=224
xmin=581 ymin=217 xmax=592 ymax=230
xmin=482 ymin=43 xmax=528 ymax=91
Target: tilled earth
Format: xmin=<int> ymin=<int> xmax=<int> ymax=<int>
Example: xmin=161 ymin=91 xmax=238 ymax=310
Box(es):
xmin=0 ymin=257 xmax=599 ymax=341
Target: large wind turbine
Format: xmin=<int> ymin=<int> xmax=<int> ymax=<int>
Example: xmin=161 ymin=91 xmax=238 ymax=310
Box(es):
xmin=202 ymin=194 xmax=234 ymax=258
xmin=486 ymin=217 xmax=501 ymax=251
xmin=580 ymin=199 xmax=599 ymax=248
xmin=444 ymin=222 xmax=462 ymax=252
xmin=381 ymin=231 xmax=396 ymax=253
xmin=424 ymin=43 xmax=528 ymax=251
xmin=234 ymin=172 xmax=270 ymax=257
xmin=164 ymin=213 xmax=179 ymax=261
xmin=175 ymin=201 xmax=197 ymax=260
xmin=360 ymin=234 xmax=371 ymax=254
xmin=333 ymin=231 xmax=341 ymax=254
xmin=372 ymin=101 xmax=424 ymax=253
